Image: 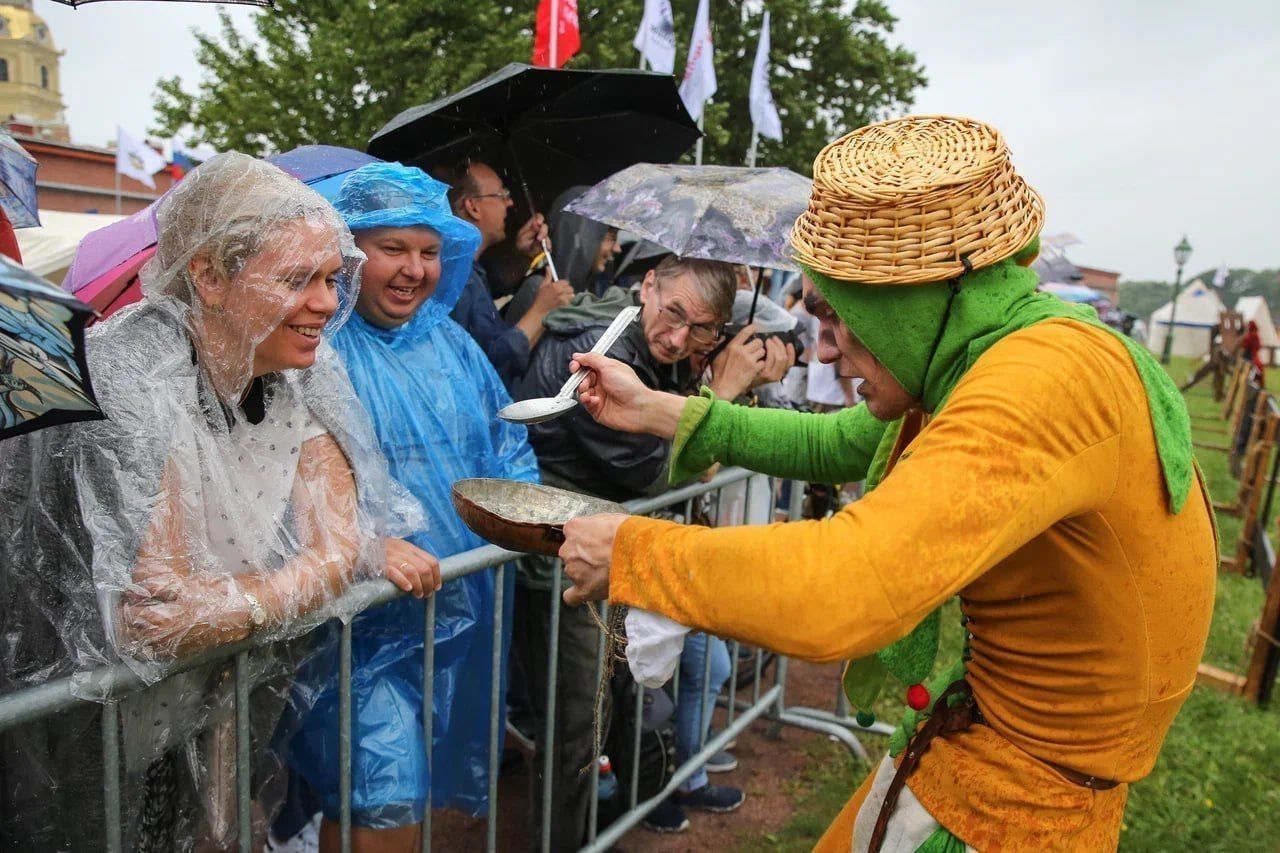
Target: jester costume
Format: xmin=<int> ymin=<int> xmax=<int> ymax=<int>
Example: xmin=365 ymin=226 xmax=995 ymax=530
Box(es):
xmin=603 ymin=117 xmax=1217 ymax=850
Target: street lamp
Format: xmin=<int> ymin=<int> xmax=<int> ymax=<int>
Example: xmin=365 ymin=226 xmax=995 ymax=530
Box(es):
xmin=1160 ymin=235 xmax=1194 ymax=364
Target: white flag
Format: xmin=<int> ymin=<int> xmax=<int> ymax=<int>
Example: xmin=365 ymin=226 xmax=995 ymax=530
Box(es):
xmin=633 ymin=0 xmax=677 ymax=74
xmin=679 ymin=0 xmax=716 ymax=123
xmin=749 ymin=10 xmax=783 ymax=142
xmin=116 ymin=127 xmax=165 ymax=190
xmin=1213 ymin=263 xmax=1229 ymax=288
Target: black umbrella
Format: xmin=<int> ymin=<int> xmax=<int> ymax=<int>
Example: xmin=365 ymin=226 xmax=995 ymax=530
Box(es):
xmin=368 ymin=63 xmax=700 ymax=218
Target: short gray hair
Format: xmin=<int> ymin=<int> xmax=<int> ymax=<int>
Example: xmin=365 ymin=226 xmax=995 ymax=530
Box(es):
xmin=653 ymin=256 xmax=736 ymax=322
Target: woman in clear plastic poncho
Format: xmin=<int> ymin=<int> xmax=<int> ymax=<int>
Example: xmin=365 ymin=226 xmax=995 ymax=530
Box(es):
xmin=281 ymin=163 xmax=538 ymax=852
xmin=0 ymin=153 xmax=433 ymax=850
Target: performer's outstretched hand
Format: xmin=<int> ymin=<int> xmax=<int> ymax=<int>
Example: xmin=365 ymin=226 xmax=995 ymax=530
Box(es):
xmin=560 ymin=512 xmax=628 ymax=606
xmin=571 ymin=351 xmax=686 ymax=439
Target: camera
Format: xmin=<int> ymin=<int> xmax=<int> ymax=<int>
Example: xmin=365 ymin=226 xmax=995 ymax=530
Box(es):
xmin=720 ymin=323 xmax=805 ymax=362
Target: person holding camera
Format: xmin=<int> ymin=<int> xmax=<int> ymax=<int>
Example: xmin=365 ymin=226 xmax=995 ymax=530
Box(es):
xmin=513 ymin=254 xmax=787 ymax=846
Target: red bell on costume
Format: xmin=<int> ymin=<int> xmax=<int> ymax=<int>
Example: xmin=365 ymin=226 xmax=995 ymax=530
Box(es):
xmin=906 ymin=684 xmax=930 ymax=711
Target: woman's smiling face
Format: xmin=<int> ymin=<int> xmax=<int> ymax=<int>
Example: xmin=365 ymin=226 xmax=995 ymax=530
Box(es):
xmin=230 ymin=218 xmax=343 ymax=377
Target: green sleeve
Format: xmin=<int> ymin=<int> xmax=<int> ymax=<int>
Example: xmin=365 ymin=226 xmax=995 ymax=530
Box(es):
xmin=669 ymin=390 xmax=892 ymax=485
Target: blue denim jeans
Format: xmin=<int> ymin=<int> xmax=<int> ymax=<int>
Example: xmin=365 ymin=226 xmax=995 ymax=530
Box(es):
xmin=675 ymin=632 xmax=731 ymax=792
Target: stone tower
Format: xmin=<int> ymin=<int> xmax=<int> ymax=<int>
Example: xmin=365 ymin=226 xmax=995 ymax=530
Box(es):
xmin=0 ymin=0 xmax=69 ymax=141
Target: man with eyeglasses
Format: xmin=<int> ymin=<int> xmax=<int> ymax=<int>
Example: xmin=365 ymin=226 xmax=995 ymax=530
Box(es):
xmin=511 ymin=255 xmax=783 ymax=848
xmin=434 ymin=159 xmax=575 ymax=392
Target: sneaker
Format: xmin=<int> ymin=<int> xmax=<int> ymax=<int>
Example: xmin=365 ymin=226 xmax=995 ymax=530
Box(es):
xmin=642 ymin=798 xmax=690 ymax=833
xmin=677 ymin=783 xmax=746 ymax=813
xmin=705 ymin=748 xmax=738 ymax=774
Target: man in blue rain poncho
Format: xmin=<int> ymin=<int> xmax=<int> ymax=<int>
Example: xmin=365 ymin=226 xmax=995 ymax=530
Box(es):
xmin=283 ymin=163 xmax=539 ymax=853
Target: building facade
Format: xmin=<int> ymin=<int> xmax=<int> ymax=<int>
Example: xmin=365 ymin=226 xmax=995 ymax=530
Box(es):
xmin=0 ymin=0 xmax=68 ymax=142
xmin=1 ymin=1 xmax=170 ymax=215
xmin=11 ymin=132 xmax=174 ymax=216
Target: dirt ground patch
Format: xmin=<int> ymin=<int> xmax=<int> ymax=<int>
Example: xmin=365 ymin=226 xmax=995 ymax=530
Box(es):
xmin=431 ymin=659 xmax=857 ymax=851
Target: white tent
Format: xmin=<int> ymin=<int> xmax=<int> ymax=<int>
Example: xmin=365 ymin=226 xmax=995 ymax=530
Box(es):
xmin=1147 ymin=279 xmax=1225 ymax=359
xmin=1235 ymin=296 xmax=1279 ymax=363
xmin=15 ymin=210 xmax=125 ymax=285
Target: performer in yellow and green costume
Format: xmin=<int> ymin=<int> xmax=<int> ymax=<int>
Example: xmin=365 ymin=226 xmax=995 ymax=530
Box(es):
xmin=557 ymin=116 xmax=1217 ymax=851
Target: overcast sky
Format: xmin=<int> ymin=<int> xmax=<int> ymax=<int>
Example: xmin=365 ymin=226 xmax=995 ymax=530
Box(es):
xmin=35 ymin=0 xmax=1279 ymax=281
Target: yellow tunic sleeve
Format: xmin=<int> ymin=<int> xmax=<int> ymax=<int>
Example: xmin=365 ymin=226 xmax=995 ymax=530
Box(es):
xmin=610 ymin=330 xmax=1125 ymax=662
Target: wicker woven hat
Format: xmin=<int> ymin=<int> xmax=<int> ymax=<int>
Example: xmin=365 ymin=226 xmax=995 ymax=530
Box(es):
xmin=791 ymin=115 xmax=1044 ymax=285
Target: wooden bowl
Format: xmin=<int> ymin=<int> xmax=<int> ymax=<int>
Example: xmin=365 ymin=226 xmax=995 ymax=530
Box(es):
xmin=451 ymin=478 xmax=628 ymax=556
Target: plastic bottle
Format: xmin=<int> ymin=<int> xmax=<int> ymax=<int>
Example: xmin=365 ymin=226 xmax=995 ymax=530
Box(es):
xmin=597 ymin=754 xmax=618 ymax=801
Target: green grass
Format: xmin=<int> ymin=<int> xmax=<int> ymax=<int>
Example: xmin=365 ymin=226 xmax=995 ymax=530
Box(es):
xmin=739 ymin=356 xmax=1280 ymax=852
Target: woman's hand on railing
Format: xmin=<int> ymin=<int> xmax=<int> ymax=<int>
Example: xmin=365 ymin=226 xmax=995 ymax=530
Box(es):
xmin=572 ymin=351 xmax=686 ymax=439
xmin=559 ymin=512 xmax=628 ymax=606
xmin=117 ymin=573 xmax=255 ymax=660
xmin=383 ymin=538 xmax=441 ymax=599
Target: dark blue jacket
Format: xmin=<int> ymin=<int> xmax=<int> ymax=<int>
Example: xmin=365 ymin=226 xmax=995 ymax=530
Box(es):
xmin=450 ymin=261 xmax=530 ymax=393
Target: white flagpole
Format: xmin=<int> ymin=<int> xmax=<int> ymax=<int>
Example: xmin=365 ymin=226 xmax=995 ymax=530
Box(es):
xmin=550 ymin=0 xmax=559 ymax=67
xmin=748 ymin=126 xmax=759 ymax=168
xmin=114 ymin=169 xmax=121 ymax=215
xmin=639 ymin=25 xmax=647 ymax=69
xmin=695 ymin=115 xmax=704 ymax=165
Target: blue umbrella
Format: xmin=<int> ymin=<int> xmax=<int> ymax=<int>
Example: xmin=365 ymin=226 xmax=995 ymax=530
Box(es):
xmin=0 ymin=130 xmax=40 ymax=229
xmin=0 ymin=254 xmax=101 ymax=439
xmin=267 ymin=144 xmax=381 ymax=198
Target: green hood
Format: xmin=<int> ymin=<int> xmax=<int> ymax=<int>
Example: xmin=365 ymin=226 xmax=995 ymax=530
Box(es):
xmin=804 ymin=241 xmax=1193 ymax=513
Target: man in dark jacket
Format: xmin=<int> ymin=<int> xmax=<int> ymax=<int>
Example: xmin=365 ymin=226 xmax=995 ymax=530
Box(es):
xmin=433 ymin=159 xmax=574 ymax=392
xmin=514 ymin=255 xmax=775 ymax=849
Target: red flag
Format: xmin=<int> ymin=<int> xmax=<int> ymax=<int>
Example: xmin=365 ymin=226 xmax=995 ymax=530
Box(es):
xmin=532 ymin=0 xmax=580 ymax=68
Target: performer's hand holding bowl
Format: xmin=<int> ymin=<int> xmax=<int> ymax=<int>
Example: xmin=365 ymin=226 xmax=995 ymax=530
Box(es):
xmin=560 ymin=513 xmax=628 ymax=606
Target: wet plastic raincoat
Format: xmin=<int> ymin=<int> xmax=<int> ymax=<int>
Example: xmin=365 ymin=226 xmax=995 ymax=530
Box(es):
xmin=0 ymin=153 xmax=422 ymax=850
xmin=284 ymin=163 xmax=539 ymax=826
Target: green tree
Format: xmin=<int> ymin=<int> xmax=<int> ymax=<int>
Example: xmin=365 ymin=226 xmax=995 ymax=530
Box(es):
xmin=154 ymin=0 xmax=530 ymax=155
xmin=154 ymin=0 xmax=924 ymax=175
xmin=574 ymin=0 xmax=926 ymax=173
xmin=1117 ymin=280 xmax=1172 ymax=318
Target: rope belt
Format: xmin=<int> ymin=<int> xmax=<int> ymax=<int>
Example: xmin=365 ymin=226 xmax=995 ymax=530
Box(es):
xmin=868 ymin=679 xmax=1119 ymax=853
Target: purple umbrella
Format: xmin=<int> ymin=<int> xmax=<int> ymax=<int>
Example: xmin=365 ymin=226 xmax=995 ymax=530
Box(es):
xmin=64 ymin=145 xmax=380 ymax=296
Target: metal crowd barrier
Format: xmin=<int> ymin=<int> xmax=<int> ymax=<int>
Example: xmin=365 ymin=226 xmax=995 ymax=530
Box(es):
xmin=0 ymin=467 xmax=890 ymax=853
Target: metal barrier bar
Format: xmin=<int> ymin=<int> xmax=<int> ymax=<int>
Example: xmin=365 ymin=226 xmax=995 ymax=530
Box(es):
xmin=102 ymin=699 xmax=122 ymax=853
xmin=726 ymin=639 xmax=739 ymax=727
xmin=539 ymin=561 xmax=563 ymax=853
xmin=422 ymin=594 xmax=436 ymax=853
xmin=1 ymin=468 xmax=894 ymax=852
xmin=696 ymin=634 xmax=713 ymax=751
xmin=628 ymin=680 xmax=643 ymax=810
xmin=339 ymin=621 xmax=353 ymax=853
xmin=581 ymin=684 xmax=781 ymax=853
xmin=235 ymin=651 xmax=252 ymax=852
xmin=487 ymin=565 xmax=505 ymax=853
xmin=0 ymin=545 xmax=522 ymax=733
xmin=0 ymin=476 xmax=750 ymax=733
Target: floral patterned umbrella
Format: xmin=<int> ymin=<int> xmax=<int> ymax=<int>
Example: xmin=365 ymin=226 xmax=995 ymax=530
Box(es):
xmin=0 ymin=254 xmax=101 ymax=439
xmin=564 ymin=163 xmax=812 ymax=271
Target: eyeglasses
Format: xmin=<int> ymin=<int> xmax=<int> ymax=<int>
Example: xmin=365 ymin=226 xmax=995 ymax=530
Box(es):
xmin=470 ymin=188 xmax=512 ymax=201
xmin=654 ymin=286 xmax=722 ymax=346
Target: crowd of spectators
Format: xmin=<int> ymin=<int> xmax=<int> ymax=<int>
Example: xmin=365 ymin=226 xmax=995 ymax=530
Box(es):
xmin=0 ymin=152 xmax=815 ymax=852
